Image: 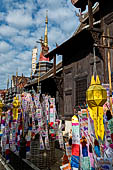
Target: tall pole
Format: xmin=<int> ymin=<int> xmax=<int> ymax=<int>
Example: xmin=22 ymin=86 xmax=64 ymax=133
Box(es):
xmin=37 ymin=61 xmax=40 ymax=93
xmin=16 ymin=70 xmax=18 ymax=94
xmin=107 ymin=28 xmax=112 ymax=114
xmin=21 ymin=95 xmax=24 ymax=137
xmin=7 ymin=75 xmax=9 ymax=90
xmin=93 ymin=47 xmax=97 ymax=79
xmin=102 ymin=32 xmax=106 ymax=83
xmin=53 ymin=55 xmax=56 ymax=76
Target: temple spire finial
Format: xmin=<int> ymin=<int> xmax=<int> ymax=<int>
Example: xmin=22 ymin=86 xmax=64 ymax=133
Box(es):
xmin=44 ymin=10 xmax=48 ymax=47
xmin=16 ymin=68 xmax=18 ymax=77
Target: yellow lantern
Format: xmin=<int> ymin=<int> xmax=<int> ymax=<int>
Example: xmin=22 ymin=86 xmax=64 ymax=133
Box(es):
xmin=86 ymin=75 xmax=107 ymax=140
xmin=12 ymin=96 xmax=20 ymax=120
xmin=0 ymin=100 xmax=4 ymax=116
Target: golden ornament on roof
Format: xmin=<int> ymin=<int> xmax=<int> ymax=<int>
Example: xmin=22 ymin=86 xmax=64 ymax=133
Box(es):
xmin=86 ymin=75 xmax=107 ymax=140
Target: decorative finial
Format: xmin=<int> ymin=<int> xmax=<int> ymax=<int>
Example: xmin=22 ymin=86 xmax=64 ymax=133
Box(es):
xmin=45 ymin=10 xmax=48 ymax=24
xmin=56 ymin=43 xmax=58 ymax=47
xmin=16 ymin=69 xmax=18 ymax=77
xmin=11 ymin=76 xmax=12 ymax=89
xmin=96 ymin=75 xmax=100 ymax=85
xmin=7 ymin=75 xmax=9 ymax=89
xmin=44 ymin=10 xmax=48 ymax=47
xmin=91 ymin=75 xmax=96 ymax=85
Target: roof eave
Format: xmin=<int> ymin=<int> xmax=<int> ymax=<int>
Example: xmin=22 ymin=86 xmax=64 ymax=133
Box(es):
xmin=44 ymin=28 xmax=93 ymax=60
xmin=71 ymin=0 xmax=99 ymax=11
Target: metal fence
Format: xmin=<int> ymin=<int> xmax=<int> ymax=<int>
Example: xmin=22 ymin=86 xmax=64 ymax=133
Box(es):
xmin=9 ymin=150 xmax=40 ymax=170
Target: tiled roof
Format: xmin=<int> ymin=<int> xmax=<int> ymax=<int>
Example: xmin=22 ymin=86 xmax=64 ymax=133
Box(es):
xmin=12 ymin=76 xmax=29 ymax=87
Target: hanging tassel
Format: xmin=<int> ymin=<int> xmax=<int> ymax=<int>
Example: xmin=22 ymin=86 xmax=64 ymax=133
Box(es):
xmin=45 ymin=126 xmax=50 ymax=150
xmin=45 ymin=136 xmax=50 ymax=150
xmin=40 ymin=134 xmax=44 ymax=150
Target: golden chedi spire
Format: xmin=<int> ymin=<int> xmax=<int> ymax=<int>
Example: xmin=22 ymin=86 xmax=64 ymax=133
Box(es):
xmin=44 ymin=10 xmax=48 ymax=47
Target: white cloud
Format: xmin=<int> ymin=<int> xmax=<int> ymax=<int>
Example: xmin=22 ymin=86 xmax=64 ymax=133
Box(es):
xmin=16 ymin=50 xmax=31 ymax=61
xmin=19 ymin=29 xmax=30 ymax=37
xmin=0 ymin=0 xmax=79 ymax=89
xmin=49 ymin=8 xmax=74 ymax=22
xmin=37 ymin=0 xmax=66 ymax=9
xmin=6 ymin=9 xmax=34 ymax=28
xmin=10 ymin=35 xmax=36 ymax=50
xmin=0 ymin=41 xmax=12 ymax=52
xmin=0 ymin=50 xmax=18 ymax=65
xmin=0 ymin=25 xmax=19 ymax=37
xmin=49 ymin=27 xmax=65 ymax=46
xmin=0 ymin=12 xmax=6 ymax=21
xmin=60 ymin=17 xmax=79 ymax=33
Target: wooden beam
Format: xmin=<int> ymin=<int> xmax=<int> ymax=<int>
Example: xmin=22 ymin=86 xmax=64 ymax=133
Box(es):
xmin=88 ymin=0 xmax=93 ymax=28
xmin=102 ymin=35 xmax=113 ymax=40
xmin=93 ymin=44 xmax=113 ymax=49
xmin=107 ymin=28 xmax=112 ymax=115
xmin=53 ymin=55 xmax=56 ymax=76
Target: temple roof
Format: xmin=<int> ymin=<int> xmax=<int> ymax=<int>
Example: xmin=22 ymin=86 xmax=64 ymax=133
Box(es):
xmin=25 ymin=62 xmax=62 ymax=87
xmin=12 ymin=75 xmax=29 ymax=87
xmin=39 ymin=52 xmax=49 ymax=62
xmin=71 ymin=0 xmax=99 ymax=11
xmin=0 ymin=90 xmax=6 ymax=94
xmin=44 ymin=3 xmax=100 ymax=61
xmin=44 ymin=28 xmax=94 ymax=60
xmin=73 ymin=3 xmax=99 ymax=35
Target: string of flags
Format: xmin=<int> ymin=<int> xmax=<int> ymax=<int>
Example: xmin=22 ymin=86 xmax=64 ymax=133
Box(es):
xmin=60 ymin=82 xmax=113 ymax=170
xmin=0 ymin=92 xmax=63 ymax=162
xmin=0 ymin=81 xmax=113 ymax=169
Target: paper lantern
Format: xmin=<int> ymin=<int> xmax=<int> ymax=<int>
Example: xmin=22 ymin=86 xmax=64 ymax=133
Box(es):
xmin=72 ymin=115 xmax=79 ymax=123
xmin=0 ymin=100 xmax=4 ymax=116
xmin=12 ymin=97 xmax=20 ymax=120
xmin=71 ymin=115 xmax=80 ymax=169
xmin=86 ymin=75 xmax=107 ymax=140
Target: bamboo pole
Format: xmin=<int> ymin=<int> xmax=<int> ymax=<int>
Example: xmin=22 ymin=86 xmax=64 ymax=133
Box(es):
xmin=22 ymin=106 xmax=24 ymax=137
xmin=37 ymin=61 xmax=40 ymax=93
xmin=53 ymin=55 xmax=56 ymax=76
xmin=21 ymin=94 xmax=24 ymax=137
xmin=107 ymin=28 xmax=112 ymax=115
xmin=102 ymin=32 xmax=106 ymax=83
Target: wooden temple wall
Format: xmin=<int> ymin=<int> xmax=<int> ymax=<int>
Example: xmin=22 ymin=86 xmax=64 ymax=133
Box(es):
xmin=102 ymin=11 xmax=113 ymax=84
xmin=60 ymin=4 xmax=113 ymax=119
xmin=63 ymin=52 xmax=104 ymax=119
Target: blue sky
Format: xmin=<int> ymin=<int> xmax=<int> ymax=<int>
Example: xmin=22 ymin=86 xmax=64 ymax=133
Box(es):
xmin=0 ymin=0 xmax=79 ymax=89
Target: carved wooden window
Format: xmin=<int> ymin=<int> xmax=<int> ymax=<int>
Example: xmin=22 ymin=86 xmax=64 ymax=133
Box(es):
xmin=76 ymin=78 xmax=87 ymax=106
xmin=64 ymin=69 xmax=72 ymax=90
xmin=64 ymin=90 xmax=72 ymax=115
